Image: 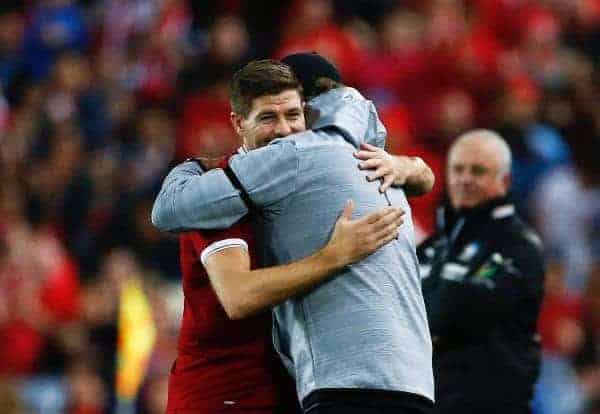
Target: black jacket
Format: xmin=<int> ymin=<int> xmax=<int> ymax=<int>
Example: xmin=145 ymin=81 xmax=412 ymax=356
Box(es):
xmin=418 ymin=197 xmax=545 ymax=413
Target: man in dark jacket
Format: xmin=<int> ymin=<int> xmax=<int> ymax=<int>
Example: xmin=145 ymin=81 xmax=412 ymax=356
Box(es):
xmin=419 ymin=129 xmax=545 ymax=414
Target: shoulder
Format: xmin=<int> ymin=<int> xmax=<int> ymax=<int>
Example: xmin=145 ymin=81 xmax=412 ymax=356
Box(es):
xmin=228 ymin=141 xmax=301 ymax=208
xmin=173 ymin=159 xmax=205 ymax=173
xmin=493 ymin=216 xmax=545 ymax=278
xmin=417 ymin=232 xmax=443 ymax=252
xmin=230 ymin=139 xmax=299 ymax=169
xmin=499 ymin=215 xmax=543 ymax=254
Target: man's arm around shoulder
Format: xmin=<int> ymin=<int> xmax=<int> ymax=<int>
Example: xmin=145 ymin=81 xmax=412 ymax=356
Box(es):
xmin=355 ymin=143 xmax=435 ymax=196
xmin=151 ymin=160 xmax=249 ymax=232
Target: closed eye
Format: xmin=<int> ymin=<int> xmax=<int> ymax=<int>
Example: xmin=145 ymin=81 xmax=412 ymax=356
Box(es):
xmin=286 ymin=111 xmax=302 ymax=120
xmin=258 ymin=114 xmax=276 ymax=122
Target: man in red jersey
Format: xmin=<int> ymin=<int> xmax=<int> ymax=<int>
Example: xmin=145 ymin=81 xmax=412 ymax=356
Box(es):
xmin=171 ymin=200 xmax=404 ymax=414
xmin=162 ymin=59 xmax=433 ymax=413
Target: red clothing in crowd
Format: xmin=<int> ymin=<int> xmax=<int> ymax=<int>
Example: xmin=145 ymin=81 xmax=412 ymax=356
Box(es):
xmin=177 ymin=92 xmax=238 ymax=161
xmin=167 ymin=219 xmax=295 ymax=413
xmin=538 ymin=286 xmax=583 ymax=355
xmin=275 ymin=23 xmax=364 ymax=86
xmin=0 ymin=238 xmax=80 ymax=375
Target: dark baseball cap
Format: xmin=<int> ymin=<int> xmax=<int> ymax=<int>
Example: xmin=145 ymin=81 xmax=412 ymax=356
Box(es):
xmin=281 ymin=52 xmax=342 ymax=98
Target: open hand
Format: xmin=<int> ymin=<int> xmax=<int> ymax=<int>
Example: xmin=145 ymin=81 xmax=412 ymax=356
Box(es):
xmin=355 ymin=143 xmax=434 ymax=196
xmin=324 ymin=200 xmax=405 ymax=267
xmin=354 ymin=143 xmax=411 ymax=192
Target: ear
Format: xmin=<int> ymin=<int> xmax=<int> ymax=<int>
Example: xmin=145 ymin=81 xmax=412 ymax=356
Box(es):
xmin=230 ymin=111 xmax=244 ymax=137
xmin=502 ymin=172 xmax=511 ymax=192
xmin=304 ymin=107 xmax=318 ymax=127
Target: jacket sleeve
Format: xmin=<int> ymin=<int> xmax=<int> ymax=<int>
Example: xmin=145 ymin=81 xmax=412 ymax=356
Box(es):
xmin=151 ymin=161 xmax=249 ymax=232
xmin=228 ymin=139 xmax=300 ymax=213
xmin=425 ymin=234 xmax=545 ymax=340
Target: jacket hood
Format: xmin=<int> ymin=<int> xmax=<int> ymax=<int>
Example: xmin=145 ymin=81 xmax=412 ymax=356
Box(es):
xmin=307 ymin=87 xmax=387 ymax=149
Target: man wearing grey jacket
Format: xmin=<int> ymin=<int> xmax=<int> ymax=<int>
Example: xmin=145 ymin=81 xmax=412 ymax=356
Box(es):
xmin=153 ymin=54 xmax=435 ymax=413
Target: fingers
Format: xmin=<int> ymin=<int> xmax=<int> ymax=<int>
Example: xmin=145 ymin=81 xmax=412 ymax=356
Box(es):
xmin=360 ymin=143 xmax=379 ymax=152
xmin=354 ymin=150 xmax=379 ymax=161
xmin=380 ymin=174 xmax=395 ymax=193
xmin=373 ymin=225 xmax=400 ymax=249
xmin=359 ymin=206 xmax=398 ymax=225
xmin=363 ymin=213 xmax=403 ymax=253
xmin=357 ymin=158 xmax=382 ymax=170
xmin=360 ymin=207 xmax=405 ymax=232
xmin=370 ymin=207 xmax=405 ymax=233
xmin=371 ymin=212 xmax=404 ymax=241
xmin=356 ymin=148 xmax=397 ymax=191
xmin=367 ymin=166 xmax=389 ymax=182
xmin=341 ymin=199 xmax=354 ymax=220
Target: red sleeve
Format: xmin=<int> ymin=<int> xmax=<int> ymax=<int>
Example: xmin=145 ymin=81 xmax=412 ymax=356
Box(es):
xmin=40 ymin=257 xmax=80 ymax=323
xmin=178 ymin=224 xmax=252 ymax=322
xmin=184 ymin=231 xmax=210 ymax=258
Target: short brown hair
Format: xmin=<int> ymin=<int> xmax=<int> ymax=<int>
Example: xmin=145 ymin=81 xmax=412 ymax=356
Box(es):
xmin=230 ymin=59 xmax=302 ymax=118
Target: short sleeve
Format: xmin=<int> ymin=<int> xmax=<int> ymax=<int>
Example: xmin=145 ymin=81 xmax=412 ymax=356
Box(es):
xmin=186 ymin=224 xmax=250 ymax=262
xmin=200 ymin=239 xmax=249 ymax=266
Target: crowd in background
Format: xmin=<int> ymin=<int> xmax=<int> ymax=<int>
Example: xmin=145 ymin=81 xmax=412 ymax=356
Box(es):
xmin=0 ymin=0 xmax=597 ymax=413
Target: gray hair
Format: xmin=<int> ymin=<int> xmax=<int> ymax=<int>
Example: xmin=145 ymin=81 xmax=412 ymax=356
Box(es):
xmin=452 ymin=129 xmax=512 ymax=176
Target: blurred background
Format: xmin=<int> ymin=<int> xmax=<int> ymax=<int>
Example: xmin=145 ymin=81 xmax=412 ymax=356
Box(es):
xmin=0 ymin=0 xmax=597 ymax=413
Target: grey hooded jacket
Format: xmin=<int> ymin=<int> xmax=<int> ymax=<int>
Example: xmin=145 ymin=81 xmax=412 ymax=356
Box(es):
xmin=151 ymin=87 xmax=434 ymax=404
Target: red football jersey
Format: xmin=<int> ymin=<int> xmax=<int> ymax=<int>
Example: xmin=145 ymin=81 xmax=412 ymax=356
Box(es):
xmin=167 ymin=219 xmax=296 ymax=413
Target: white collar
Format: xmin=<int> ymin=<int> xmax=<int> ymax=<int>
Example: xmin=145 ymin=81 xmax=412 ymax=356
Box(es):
xmin=491 ymin=204 xmax=515 ymax=219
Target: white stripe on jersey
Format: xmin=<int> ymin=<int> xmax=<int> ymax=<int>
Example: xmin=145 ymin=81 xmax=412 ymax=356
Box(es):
xmin=200 ymin=238 xmax=248 ymax=266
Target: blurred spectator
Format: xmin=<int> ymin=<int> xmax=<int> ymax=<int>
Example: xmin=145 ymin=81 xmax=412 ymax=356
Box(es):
xmin=44 ymin=53 xmax=109 ymax=149
xmin=124 ymin=198 xmax=180 ymax=280
xmin=274 ymin=0 xmax=364 ymax=85
xmin=0 ymin=9 xmax=26 ymax=105
xmin=495 ymin=79 xmax=571 ymax=210
xmin=419 ymin=130 xmax=545 ymax=413
xmin=0 ymin=380 xmax=24 ymax=414
xmin=562 ymin=0 xmax=600 ymax=64
xmin=23 ymin=0 xmax=88 ymax=81
xmin=355 ymin=8 xmax=429 ymax=106
xmin=100 ymin=0 xmax=159 ymax=57
xmin=65 ymin=357 xmax=108 ymax=414
xmin=177 ymin=15 xmax=250 ymax=97
xmin=379 ymin=103 xmax=444 ymax=235
xmin=535 ymin=260 xmax=588 ymax=414
xmin=532 ymin=115 xmax=600 ymax=290
xmin=121 ymin=107 xmax=175 ymax=194
xmin=575 ymin=263 xmax=600 ymax=412
xmin=139 ymin=375 xmax=169 ymax=414
xmin=0 ymin=216 xmax=80 ymax=376
xmin=176 ymin=15 xmax=250 ymax=160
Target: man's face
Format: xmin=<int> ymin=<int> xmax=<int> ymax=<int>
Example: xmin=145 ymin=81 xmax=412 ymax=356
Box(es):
xmin=447 ymin=139 xmax=510 ymax=209
xmin=231 ymin=89 xmax=306 ymax=150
